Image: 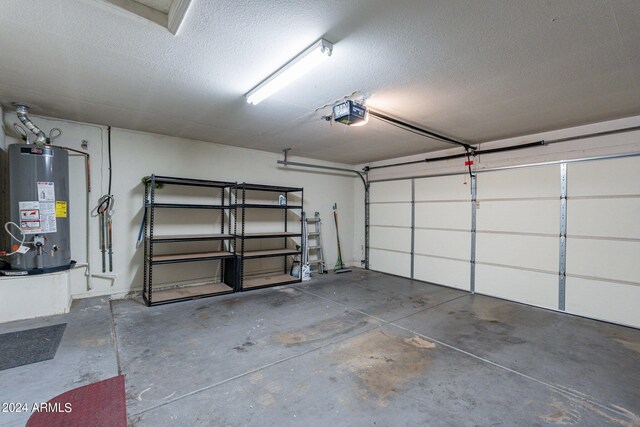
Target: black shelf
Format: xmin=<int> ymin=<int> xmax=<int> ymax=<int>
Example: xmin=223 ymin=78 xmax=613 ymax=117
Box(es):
xmin=232 ymin=203 xmax=302 ymax=209
xmin=242 ymin=274 xmax=301 ymax=290
xmin=150 ymin=283 xmax=234 ymax=305
xmin=240 ymin=232 xmax=302 ymax=239
xmin=143 ymin=174 xmax=237 ymax=306
xmin=240 ymin=183 xmax=303 ymax=193
xmin=150 ymin=234 xmax=234 ymax=243
xmin=143 ymin=175 xmax=235 ymax=188
xmin=146 ymin=203 xmax=228 ymax=209
xmin=150 ymin=251 xmax=235 ymax=265
xmin=240 ymin=249 xmax=301 ymax=260
xmin=235 ymin=182 xmax=304 ymax=291
xmin=142 ymin=175 xmax=305 ymax=304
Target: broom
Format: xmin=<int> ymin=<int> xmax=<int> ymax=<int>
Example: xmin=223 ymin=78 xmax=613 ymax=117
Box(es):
xmin=332 ymin=203 xmax=351 ymax=274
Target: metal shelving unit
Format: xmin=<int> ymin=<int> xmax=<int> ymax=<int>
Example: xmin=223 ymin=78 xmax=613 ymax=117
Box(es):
xmin=234 ymin=183 xmax=304 ymax=291
xmin=142 ymin=175 xmax=238 ymax=306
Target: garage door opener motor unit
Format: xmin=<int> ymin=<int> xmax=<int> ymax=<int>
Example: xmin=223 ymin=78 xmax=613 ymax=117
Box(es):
xmin=332 ymin=100 xmax=368 ymax=126
xmin=1 ymin=105 xmax=74 ymax=275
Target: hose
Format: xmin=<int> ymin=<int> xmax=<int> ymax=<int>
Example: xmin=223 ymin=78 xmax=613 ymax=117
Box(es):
xmin=3 ymin=222 xmax=26 ymax=256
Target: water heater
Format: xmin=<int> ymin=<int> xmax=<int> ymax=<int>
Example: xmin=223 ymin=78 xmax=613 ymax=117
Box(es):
xmin=3 ymin=143 xmax=72 ymax=274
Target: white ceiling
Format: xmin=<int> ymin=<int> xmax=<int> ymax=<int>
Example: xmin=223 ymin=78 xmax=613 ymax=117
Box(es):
xmin=1 ymin=0 xmax=639 ymax=164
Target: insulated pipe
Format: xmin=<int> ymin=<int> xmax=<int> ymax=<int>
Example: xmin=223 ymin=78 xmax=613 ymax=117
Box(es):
xmin=15 ymin=104 xmax=47 ymax=145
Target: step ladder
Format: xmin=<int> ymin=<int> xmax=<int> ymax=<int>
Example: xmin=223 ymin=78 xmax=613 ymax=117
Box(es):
xmin=306 ymin=212 xmax=326 ymax=274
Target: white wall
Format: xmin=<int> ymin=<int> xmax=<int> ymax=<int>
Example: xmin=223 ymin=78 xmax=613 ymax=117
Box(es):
xmin=2 ymin=112 xmax=358 ymax=301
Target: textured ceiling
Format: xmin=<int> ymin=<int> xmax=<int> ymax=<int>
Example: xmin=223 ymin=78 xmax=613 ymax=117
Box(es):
xmin=1 ymin=0 xmax=639 ymax=164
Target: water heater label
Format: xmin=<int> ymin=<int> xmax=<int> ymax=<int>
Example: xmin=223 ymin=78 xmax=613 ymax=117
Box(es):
xmin=37 ymin=182 xmax=56 ymax=202
xmin=19 ymin=201 xmax=57 ymax=234
xmin=39 ymin=203 xmax=57 ymax=233
xmin=19 ymin=201 xmax=41 ymax=234
xmin=20 ymin=207 xmax=40 ymax=220
xmin=56 ymin=201 xmax=68 ymax=218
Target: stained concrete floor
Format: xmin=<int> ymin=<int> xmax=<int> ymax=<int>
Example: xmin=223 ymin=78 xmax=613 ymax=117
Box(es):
xmin=2 ymin=268 xmax=640 ymax=426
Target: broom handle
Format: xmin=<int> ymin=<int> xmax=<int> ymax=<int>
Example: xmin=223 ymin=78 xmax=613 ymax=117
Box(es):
xmin=334 ymin=208 xmax=343 ymax=265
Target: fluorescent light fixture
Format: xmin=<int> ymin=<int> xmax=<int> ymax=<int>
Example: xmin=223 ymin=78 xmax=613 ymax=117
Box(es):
xmin=246 ymin=38 xmax=333 ymax=105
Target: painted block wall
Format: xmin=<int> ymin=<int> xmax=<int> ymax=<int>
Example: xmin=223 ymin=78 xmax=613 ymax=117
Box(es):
xmin=1 ymin=113 xmax=357 ymax=303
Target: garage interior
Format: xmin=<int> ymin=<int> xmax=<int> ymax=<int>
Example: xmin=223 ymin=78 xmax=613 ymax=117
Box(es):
xmin=1 ymin=1 xmax=639 ymax=426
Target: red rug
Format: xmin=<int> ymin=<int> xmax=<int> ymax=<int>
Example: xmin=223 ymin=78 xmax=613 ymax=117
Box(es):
xmin=26 ymin=375 xmax=126 ymax=427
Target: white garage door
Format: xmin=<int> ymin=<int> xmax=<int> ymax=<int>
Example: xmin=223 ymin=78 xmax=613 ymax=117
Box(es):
xmin=565 ymin=157 xmax=640 ymax=328
xmin=475 ymin=165 xmax=560 ymax=310
xmin=367 ymin=155 xmax=640 ymax=328
xmin=413 ymin=175 xmax=471 ymax=290
xmin=369 ymin=180 xmax=412 ymax=277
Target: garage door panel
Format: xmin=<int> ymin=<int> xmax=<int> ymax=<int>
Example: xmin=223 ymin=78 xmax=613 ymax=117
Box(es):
xmin=476 ymin=233 xmax=558 ymax=272
xmin=566 ymin=239 xmax=640 ymax=284
xmin=370 ymin=227 xmax=411 ymax=253
xmin=477 ymin=166 xmax=559 ymax=199
xmin=415 ymin=203 xmax=470 ymax=230
xmin=568 ymin=157 xmax=640 ymax=196
xmin=370 ymin=181 xmax=412 ymax=203
xmin=414 ymin=255 xmax=470 ymax=290
xmin=415 ymin=176 xmax=470 ymax=201
xmin=370 ymin=203 xmax=411 ymax=227
xmin=476 ymin=264 xmax=558 ymax=309
xmin=369 ymin=248 xmax=410 ymax=278
xmin=567 ymin=198 xmax=640 ymax=239
xmin=414 ymin=229 xmax=469 ymax=260
xmin=566 ymin=277 xmax=640 ymax=329
xmin=476 ymin=200 xmax=559 ymax=234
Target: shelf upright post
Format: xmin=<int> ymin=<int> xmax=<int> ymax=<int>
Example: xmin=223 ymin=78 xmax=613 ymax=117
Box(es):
xmin=148 ymin=174 xmax=156 ymax=305
xmin=234 ymin=185 xmax=238 ymax=288
xmin=300 ymin=188 xmax=304 ymax=274
xmin=284 ymin=192 xmax=288 ymax=274
xmin=240 ymin=184 xmax=246 ymax=290
xmin=220 ymin=186 xmax=225 ymax=284
xmin=143 ymin=178 xmax=149 ymax=305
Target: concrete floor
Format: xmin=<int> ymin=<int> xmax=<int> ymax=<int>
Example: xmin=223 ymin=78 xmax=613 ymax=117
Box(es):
xmin=1 ymin=269 xmax=639 ymax=426
xmin=0 ymin=297 xmax=118 ymax=427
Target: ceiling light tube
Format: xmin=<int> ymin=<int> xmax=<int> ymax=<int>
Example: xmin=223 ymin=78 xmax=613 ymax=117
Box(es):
xmin=246 ymin=38 xmax=333 ymax=105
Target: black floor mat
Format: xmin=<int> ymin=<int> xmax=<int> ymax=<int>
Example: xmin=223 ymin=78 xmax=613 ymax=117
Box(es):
xmin=0 ymin=323 xmax=66 ymax=371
